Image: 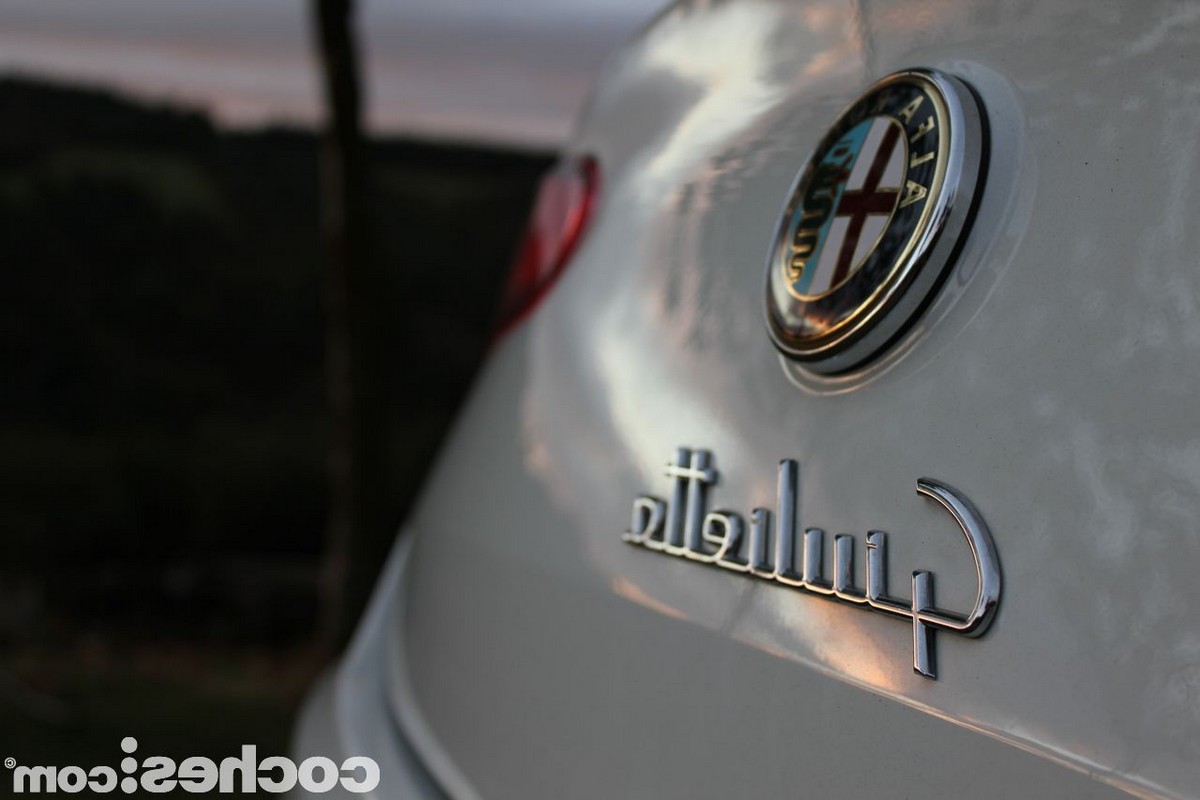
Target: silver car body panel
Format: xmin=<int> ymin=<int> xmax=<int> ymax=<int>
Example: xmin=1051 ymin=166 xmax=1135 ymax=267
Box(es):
xmin=290 ymin=541 xmax=443 ymax=799
xmin=297 ymin=1 xmax=1200 ymax=797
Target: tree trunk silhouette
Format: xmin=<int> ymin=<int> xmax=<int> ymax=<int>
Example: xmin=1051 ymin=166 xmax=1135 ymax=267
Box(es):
xmin=312 ymin=0 xmax=386 ymax=652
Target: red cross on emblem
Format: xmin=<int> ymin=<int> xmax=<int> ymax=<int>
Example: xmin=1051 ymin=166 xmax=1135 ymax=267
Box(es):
xmin=829 ymin=123 xmax=902 ymax=286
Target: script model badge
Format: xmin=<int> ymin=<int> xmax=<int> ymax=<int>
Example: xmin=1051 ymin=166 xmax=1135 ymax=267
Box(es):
xmin=622 ymin=449 xmax=1002 ymax=679
xmin=766 ymin=68 xmax=985 ymax=373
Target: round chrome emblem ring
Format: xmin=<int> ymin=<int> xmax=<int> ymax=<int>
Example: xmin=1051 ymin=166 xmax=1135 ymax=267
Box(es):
xmin=765 ymin=68 xmax=985 ymax=374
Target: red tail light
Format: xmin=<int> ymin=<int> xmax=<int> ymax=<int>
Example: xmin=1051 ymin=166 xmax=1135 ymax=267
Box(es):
xmin=493 ymin=155 xmax=600 ymax=339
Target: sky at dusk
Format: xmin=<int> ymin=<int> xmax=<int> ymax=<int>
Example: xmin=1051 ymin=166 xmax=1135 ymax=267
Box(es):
xmin=0 ymin=0 xmax=666 ymax=146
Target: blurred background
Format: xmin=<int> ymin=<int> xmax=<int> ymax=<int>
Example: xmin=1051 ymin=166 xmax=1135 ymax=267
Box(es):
xmin=1 ymin=0 xmax=662 ymax=783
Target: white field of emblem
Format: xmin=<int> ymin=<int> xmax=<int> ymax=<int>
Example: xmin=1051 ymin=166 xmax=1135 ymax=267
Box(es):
xmin=787 ymin=116 xmax=906 ymax=299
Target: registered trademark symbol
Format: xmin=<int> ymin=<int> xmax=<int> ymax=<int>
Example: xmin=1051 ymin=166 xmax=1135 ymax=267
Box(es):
xmin=4 ymin=757 xmax=15 ymax=769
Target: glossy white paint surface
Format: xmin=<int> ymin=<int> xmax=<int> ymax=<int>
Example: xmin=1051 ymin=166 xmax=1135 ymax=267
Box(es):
xmin=382 ymin=1 xmax=1200 ymax=797
xmin=290 ymin=540 xmax=442 ymax=799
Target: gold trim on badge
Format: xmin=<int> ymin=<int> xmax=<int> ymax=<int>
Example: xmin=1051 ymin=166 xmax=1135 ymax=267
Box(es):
xmin=764 ymin=68 xmax=983 ymax=375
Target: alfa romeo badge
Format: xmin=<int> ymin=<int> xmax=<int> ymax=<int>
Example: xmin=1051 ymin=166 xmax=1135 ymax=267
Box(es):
xmin=765 ymin=68 xmax=985 ymax=373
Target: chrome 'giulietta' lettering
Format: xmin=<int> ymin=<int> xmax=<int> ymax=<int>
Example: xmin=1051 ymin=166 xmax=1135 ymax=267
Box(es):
xmin=621 ymin=449 xmax=1002 ymax=679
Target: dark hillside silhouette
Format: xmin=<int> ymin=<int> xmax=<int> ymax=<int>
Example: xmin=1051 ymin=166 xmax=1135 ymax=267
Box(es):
xmin=0 ymin=75 xmax=551 ymax=647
